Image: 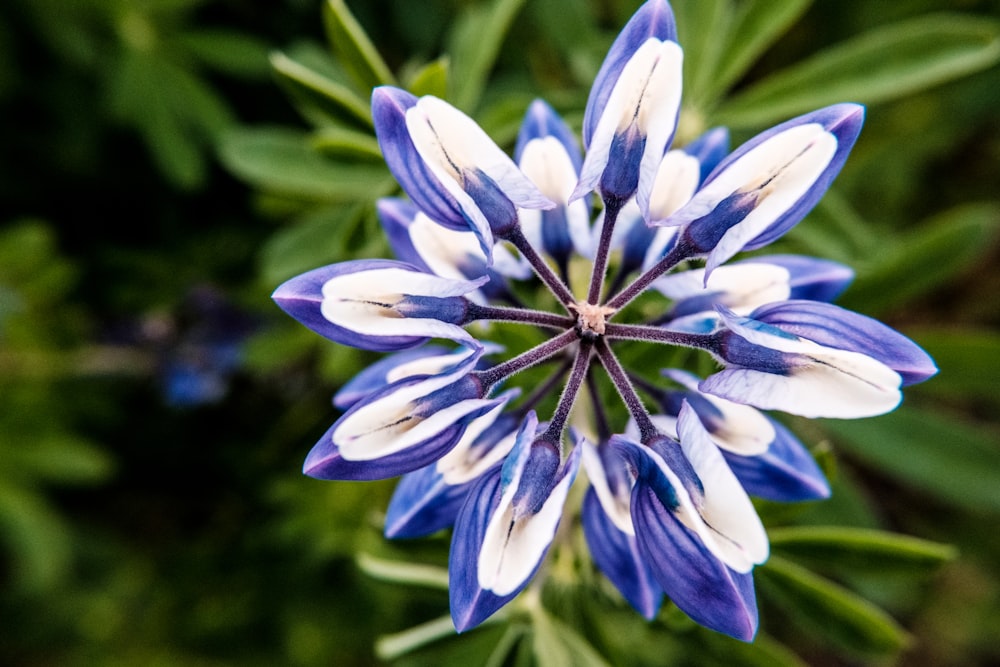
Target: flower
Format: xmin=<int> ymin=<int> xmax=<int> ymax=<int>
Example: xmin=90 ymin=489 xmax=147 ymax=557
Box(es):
xmin=274 ymin=0 xmax=936 ymax=642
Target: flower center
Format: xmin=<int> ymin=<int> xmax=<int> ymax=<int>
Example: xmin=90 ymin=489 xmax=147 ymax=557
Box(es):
xmin=570 ymin=301 xmax=618 ymax=340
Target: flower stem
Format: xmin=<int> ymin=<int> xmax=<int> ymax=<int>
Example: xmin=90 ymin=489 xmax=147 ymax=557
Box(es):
xmin=603 ymin=323 xmax=718 ymax=352
xmin=475 ymin=328 xmax=577 ymax=391
xmin=464 ymin=302 xmax=575 ymax=329
xmin=514 ymin=357 xmax=573 ymax=416
xmin=501 ymin=226 xmax=576 ymax=308
xmin=542 ymin=339 xmax=593 ymax=443
xmin=586 ymin=368 xmax=612 ymax=442
xmin=594 ymin=340 xmax=657 ymax=442
xmin=587 ymin=197 xmax=623 ymax=305
xmin=605 ymin=239 xmax=692 ymax=310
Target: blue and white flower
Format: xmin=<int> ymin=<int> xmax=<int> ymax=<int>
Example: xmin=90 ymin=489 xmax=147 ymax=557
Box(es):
xmin=275 ymin=0 xmax=936 ymax=642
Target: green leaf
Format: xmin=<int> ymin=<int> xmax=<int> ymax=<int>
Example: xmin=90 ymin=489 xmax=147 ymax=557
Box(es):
xmin=705 ymin=0 xmax=812 ymax=103
xmin=219 ymin=127 xmax=392 ymax=202
xmin=0 ymin=481 xmax=72 ymax=592
xmin=407 ymin=57 xmax=450 ymax=99
xmin=671 ymin=0 xmax=733 ymax=108
xmin=173 ymin=29 xmax=271 ymax=79
xmin=904 ymin=327 xmax=1000 ymax=401
xmin=759 ymin=556 xmax=909 ymax=656
xmin=447 ymin=0 xmax=528 ymax=111
xmin=821 ymin=408 xmax=1000 ymax=513
xmin=770 ymin=526 xmax=956 ymax=573
xmin=375 ymin=615 xmax=457 ymax=661
xmin=270 ymin=51 xmax=373 ymax=128
xmin=532 ymin=610 xmax=611 ymax=667
xmin=716 ymin=14 xmax=1000 ymax=128
xmin=355 ymin=552 xmax=450 ymax=590
xmin=322 ymin=0 xmax=396 ymax=90
xmin=309 ymin=126 xmax=382 ymax=160
xmin=3 ymin=434 xmax=114 ymax=484
xmin=259 ymin=205 xmax=367 ymax=284
xmin=840 ymin=203 xmax=1000 ymax=314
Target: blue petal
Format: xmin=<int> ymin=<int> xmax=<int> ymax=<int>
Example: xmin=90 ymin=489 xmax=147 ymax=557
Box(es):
xmin=334 ymin=344 xmax=449 ymax=409
xmin=372 ymin=87 xmax=469 ymax=232
xmin=582 ymin=0 xmax=677 ymax=148
xmin=582 ymin=489 xmax=663 ymax=619
xmin=722 ymin=417 xmax=831 ymax=501
xmin=750 ymin=300 xmax=937 ymax=385
xmin=516 ymin=99 xmax=583 ymax=174
xmin=743 ymin=254 xmax=854 ymax=303
xmin=683 ymin=127 xmax=730 ymax=183
xmin=384 ymin=464 xmax=471 ymax=538
xmin=630 ymin=476 xmax=759 ymax=640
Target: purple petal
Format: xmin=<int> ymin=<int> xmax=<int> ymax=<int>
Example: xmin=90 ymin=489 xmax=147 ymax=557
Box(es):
xmin=515 ymin=99 xmax=583 ymax=173
xmin=334 ymin=344 xmax=450 ymax=409
xmin=683 ymin=127 xmax=730 ymax=183
xmin=750 ymin=300 xmax=937 ymax=385
xmin=740 ymin=254 xmax=854 ymax=303
xmin=372 ymin=87 xmax=468 ymax=231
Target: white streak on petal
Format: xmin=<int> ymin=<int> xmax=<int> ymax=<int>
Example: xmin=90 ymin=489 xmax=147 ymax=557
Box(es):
xmin=654 ymin=263 xmax=792 ymax=314
xmin=675 ymin=404 xmax=770 ymax=568
xmin=668 ymin=124 xmax=838 ymax=275
xmin=646 ymin=150 xmax=699 ymax=222
xmin=385 ymin=347 xmax=475 ymax=385
xmin=320 ymin=267 xmax=481 ymax=343
xmin=573 ymin=39 xmax=683 ymax=202
xmin=409 ymin=213 xmax=485 ymax=281
xmin=581 ymin=439 xmax=633 ymax=535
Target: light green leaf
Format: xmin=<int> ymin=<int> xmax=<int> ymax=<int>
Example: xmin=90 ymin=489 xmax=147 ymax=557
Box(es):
xmin=716 ymin=14 xmax=1000 ymax=128
xmin=356 ymin=552 xmax=450 ymax=590
xmin=532 ymin=610 xmax=611 ymax=667
xmin=671 ymin=0 xmax=733 ymax=108
xmin=375 ymin=615 xmax=457 ymax=661
xmin=821 ymin=408 xmax=1000 ymax=513
xmin=447 ymin=0 xmax=528 ymax=111
xmin=4 ymin=434 xmax=114 ymax=484
xmin=407 ymin=57 xmax=450 ymax=99
xmin=759 ymin=556 xmax=909 ymax=656
xmin=219 ymin=127 xmax=393 ymax=201
xmin=705 ymin=0 xmax=812 ymax=103
xmin=0 ymin=481 xmax=72 ymax=592
xmin=904 ymin=328 xmax=1000 ymax=401
xmin=840 ymin=203 xmax=1000 ymax=314
xmin=270 ymin=51 xmax=373 ymax=128
xmin=770 ymin=526 xmax=956 ymax=573
xmin=322 ymin=0 xmax=396 ymax=90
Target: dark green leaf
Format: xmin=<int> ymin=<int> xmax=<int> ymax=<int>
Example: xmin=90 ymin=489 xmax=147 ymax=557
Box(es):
xmin=447 ymin=0 xmax=528 ymax=111
xmin=821 ymin=408 xmax=1000 ymax=513
xmin=770 ymin=526 xmax=956 ymax=573
xmin=310 ymin=126 xmax=382 ymax=160
xmin=759 ymin=556 xmax=909 ymax=656
xmin=716 ymin=14 xmax=1000 ymax=128
xmin=532 ymin=610 xmax=611 ymax=667
xmin=841 ymin=203 xmax=1000 ymax=314
xmin=259 ymin=205 xmax=367 ymax=284
xmin=904 ymin=328 xmax=1000 ymax=401
xmin=219 ymin=127 xmax=392 ymax=202
xmin=322 ymin=0 xmax=396 ymax=90
xmin=174 ymin=29 xmax=271 ymax=78
xmin=672 ymin=0 xmax=733 ymax=108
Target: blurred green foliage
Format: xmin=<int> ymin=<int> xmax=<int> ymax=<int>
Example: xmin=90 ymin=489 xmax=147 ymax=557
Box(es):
xmin=1 ymin=0 xmax=999 ymax=665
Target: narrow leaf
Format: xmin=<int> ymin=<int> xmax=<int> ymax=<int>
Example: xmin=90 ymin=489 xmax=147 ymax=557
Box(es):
xmin=375 ymin=615 xmax=457 ymax=661
xmin=759 ymin=556 xmax=909 ymax=656
xmin=407 ymin=57 xmax=450 ymax=99
xmin=310 ymin=127 xmax=382 ymax=160
xmin=270 ymin=51 xmax=373 ymax=128
xmin=356 ymin=552 xmax=450 ymax=590
xmin=822 ymin=408 xmax=1000 ymax=514
xmin=447 ymin=0 xmax=528 ymax=111
xmin=770 ymin=526 xmax=956 ymax=573
xmin=323 ymin=0 xmax=396 ymax=90
xmin=904 ymin=328 xmax=1000 ymax=402
xmin=841 ymin=203 xmax=1000 ymax=314
xmin=672 ymin=0 xmax=734 ymax=108
xmin=716 ymin=14 xmax=1000 ymax=128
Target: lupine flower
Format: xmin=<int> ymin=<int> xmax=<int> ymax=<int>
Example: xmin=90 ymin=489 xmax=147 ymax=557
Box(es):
xmin=274 ymin=0 xmax=936 ymax=641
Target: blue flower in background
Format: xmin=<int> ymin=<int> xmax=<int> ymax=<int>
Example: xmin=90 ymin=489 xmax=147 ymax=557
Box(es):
xmin=274 ymin=0 xmax=936 ymax=641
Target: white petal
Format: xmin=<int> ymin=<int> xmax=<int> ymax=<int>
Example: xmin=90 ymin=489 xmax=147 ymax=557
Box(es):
xmin=436 ymin=401 xmax=517 ymax=485
xmin=580 ymin=439 xmax=633 ymax=535
xmin=654 ymin=263 xmax=792 ymax=313
xmin=675 ymin=403 xmax=770 ymax=568
xmin=477 ymin=452 xmax=578 ymax=595
xmin=670 ymin=124 xmax=837 ymax=276
xmin=320 ymin=267 xmax=479 ymax=343
xmin=646 ymin=149 xmax=699 ymax=221
xmin=409 ymin=212 xmax=486 ymax=281
xmin=574 ymin=39 xmax=683 ymax=201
